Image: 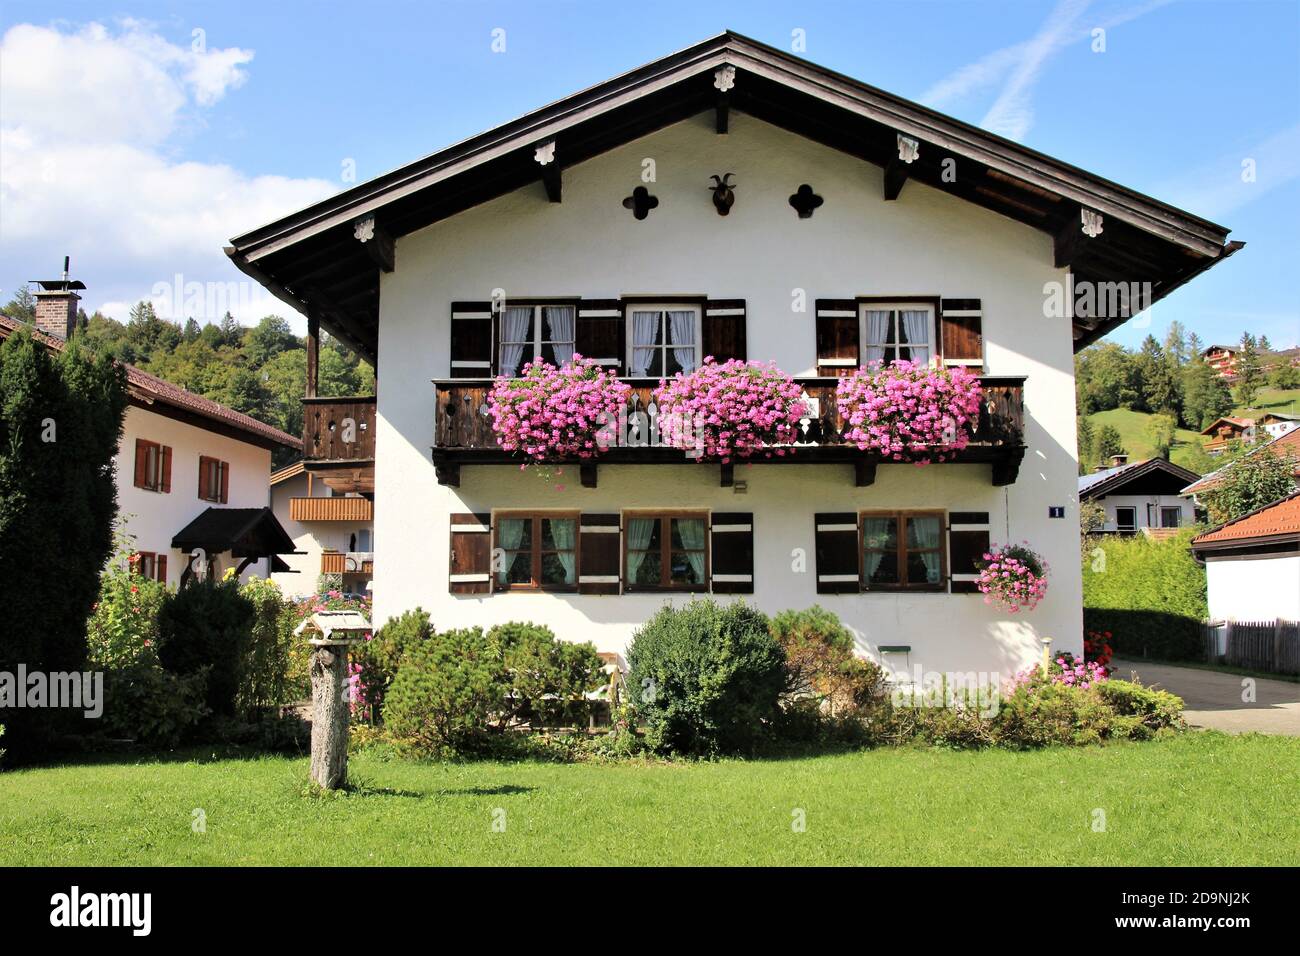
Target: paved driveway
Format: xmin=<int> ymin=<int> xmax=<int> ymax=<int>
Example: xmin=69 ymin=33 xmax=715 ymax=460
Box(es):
xmin=1111 ymin=658 xmax=1300 ymax=735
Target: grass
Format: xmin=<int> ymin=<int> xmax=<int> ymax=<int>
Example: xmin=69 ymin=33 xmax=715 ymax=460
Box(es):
xmin=1233 ymin=385 xmax=1300 ymax=418
xmin=2 ymin=732 xmax=1297 ymax=865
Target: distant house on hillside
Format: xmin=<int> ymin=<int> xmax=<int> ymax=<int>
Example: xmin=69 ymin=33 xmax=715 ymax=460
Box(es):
xmin=1191 ymin=490 xmax=1300 ymax=624
xmin=1257 ymin=412 xmax=1300 ymax=441
xmin=1183 ymin=427 xmax=1300 ymax=502
xmin=269 ymin=461 xmax=374 ymax=598
xmin=1078 ymin=455 xmax=1200 ymax=534
xmin=1200 ymin=416 xmax=1256 ymax=455
xmin=0 ymin=271 xmax=301 ymax=586
xmin=1201 ymin=344 xmax=1239 ymax=379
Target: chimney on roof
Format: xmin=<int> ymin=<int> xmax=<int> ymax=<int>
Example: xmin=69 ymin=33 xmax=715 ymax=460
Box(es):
xmin=1110 ymin=454 xmax=1129 ymax=467
xmin=1094 ymin=464 xmax=1110 ymax=472
xmin=30 ymin=256 xmax=85 ymax=340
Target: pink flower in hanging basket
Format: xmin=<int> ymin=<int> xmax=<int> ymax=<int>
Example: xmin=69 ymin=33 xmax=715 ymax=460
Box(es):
xmin=975 ymin=542 xmax=1050 ymax=613
xmin=835 ymin=360 xmax=983 ymax=464
xmin=487 ymin=356 xmax=630 ymax=463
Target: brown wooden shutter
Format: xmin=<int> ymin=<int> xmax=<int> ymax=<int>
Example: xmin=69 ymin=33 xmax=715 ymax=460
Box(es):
xmin=134 ymin=439 xmax=148 ymax=488
xmin=449 ymin=512 xmax=491 ymax=594
xmin=450 ymin=301 xmax=494 ymax=378
xmin=575 ymin=299 xmax=624 ymax=374
xmin=948 ymin=511 xmax=990 ymax=593
xmin=939 ymin=299 xmax=983 ymax=370
xmin=198 ymin=456 xmax=210 ymax=500
xmin=815 ymin=299 xmax=859 ymax=376
xmin=710 ymin=512 xmax=753 ymax=594
xmin=156 ymin=554 xmax=168 ymax=584
xmin=577 ymin=513 xmax=620 ymax=594
xmin=160 ymin=445 xmax=173 ymax=493
xmin=815 ymin=512 xmax=859 ymax=594
xmin=702 ymin=299 xmax=746 ymax=362
xmin=219 ymin=461 xmax=229 ymax=504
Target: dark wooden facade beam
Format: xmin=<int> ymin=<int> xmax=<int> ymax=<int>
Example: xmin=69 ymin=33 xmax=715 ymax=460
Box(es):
xmin=306 ymin=313 xmax=319 ymax=398
xmin=580 ymin=462 xmax=597 ymax=488
xmin=854 ymin=459 xmax=877 ymax=487
xmin=353 ymin=215 xmax=395 ymax=273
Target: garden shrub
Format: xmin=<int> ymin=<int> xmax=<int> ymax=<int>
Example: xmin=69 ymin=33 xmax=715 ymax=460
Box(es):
xmin=86 ymin=555 xmax=167 ymax=669
xmin=488 ymin=621 xmax=603 ymax=729
xmin=1096 ymin=679 xmax=1184 ymax=734
xmin=993 ymin=679 xmax=1117 ymax=747
xmin=99 ymin=663 xmax=210 ymax=747
xmin=237 ymin=577 xmax=298 ymax=721
xmin=626 ymin=600 xmax=786 ymax=756
xmin=383 ymin=627 xmax=507 ymax=755
xmin=770 ymin=605 xmax=886 ymax=719
xmin=352 ymin=608 xmax=433 ymax=721
xmin=157 ymin=578 xmax=255 ymax=717
xmin=1082 ymin=529 xmax=1207 ymax=660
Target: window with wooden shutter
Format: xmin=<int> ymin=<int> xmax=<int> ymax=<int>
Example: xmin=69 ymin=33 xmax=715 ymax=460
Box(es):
xmin=623 ymin=513 xmax=708 ymax=592
xmin=134 ymin=439 xmax=169 ymax=492
xmin=709 ymin=512 xmax=753 ymax=594
xmin=493 ymin=512 xmax=579 ymax=591
xmin=948 ymin=511 xmax=990 ymax=593
xmin=815 ymin=300 xmax=859 ymax=376
xmin=938 ymin=299 xmax=984 ymax=370
xmin=160 ymin=445 xmax=172 ymax=493
xmin=578 ymin=513 xmax=620 ymax=594
xmin=131 ymin=551 xmax=156 ymax=579
xmin=219 ymin=460 xmax=229 ymax=503
xmin=198 ymin=456 xmax=210 ymax=501
xmin=134 ymin=439 xmax=150 ymax=488
xmin=449 ymin=513 xmax=492 ymax=594
xmin=156 ymin=554 xmax=168 ymax=584
xmin=702 ymin=299 xmax=746 ymax=363
xmin=814 ymin=512 xmax=859 ymax=593
xmin=449 ymin=301 xmax=494 ymax=378
xmin=860 ymin=511 xmax=947 ymax=591
xmin=199 ymin=455 xmax=228 ymax=503
xmin=574 ymin=300 xmax=624 ymax=374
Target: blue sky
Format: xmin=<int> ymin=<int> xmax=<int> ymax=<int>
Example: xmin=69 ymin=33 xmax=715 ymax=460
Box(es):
xmin=2 ymin=0 xmax=1297 ymax=350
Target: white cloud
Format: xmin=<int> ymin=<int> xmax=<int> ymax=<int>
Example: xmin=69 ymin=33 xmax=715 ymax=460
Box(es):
xmin=0 ymin=21 xmax=333 ymax=327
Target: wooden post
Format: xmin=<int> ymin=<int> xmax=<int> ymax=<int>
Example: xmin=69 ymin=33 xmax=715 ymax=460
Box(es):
xmin=309 ymin=638 xmax=353 ymax=789
xmin=306 ymin=313 xmax=319 ymax=399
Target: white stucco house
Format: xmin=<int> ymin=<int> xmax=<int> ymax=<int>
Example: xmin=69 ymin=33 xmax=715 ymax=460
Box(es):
xmin=1077 ymin=456 xmax=1200 ymax=534
xmin=1 ymin=290 xmax=302 ymax=586
xmin=270 ymin=460 xmax=375 ymax=598
xmin=1192 ymin=490 xmax=1300 ymax=623
xmin=225 ymin=32 xmax=1240 ymax=680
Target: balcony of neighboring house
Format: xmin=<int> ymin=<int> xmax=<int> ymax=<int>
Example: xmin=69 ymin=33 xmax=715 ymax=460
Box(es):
xmin=431 ymin=376 xmax=1026 ymax=488
xmin=288 ymin=495 xmax=374 ymax=522
xmin=320 ymin=550 xmax=374 ymax=577
xmin=302 ymin=396 xmax=377 ymax=463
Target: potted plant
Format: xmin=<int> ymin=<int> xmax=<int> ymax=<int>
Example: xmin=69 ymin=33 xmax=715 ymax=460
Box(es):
xmin=487 ymin=356 xmax=631 ymax=464
xmin=835 ymin=359 xmax=983 ymax=464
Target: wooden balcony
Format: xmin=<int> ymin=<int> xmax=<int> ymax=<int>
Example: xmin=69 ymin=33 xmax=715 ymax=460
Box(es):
xmin=289 ymin=496 xmax=374 ymax=522
xmin=321 ymin=551 xmax=374 ymax=575
xmin=303 ymin=396 xmax=376 ymax=463
xmin=431 ymin=376 xmax=1026 ymax=488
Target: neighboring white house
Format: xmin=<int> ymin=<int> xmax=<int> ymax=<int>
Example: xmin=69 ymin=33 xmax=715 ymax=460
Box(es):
xmin=1077 ymin=456 xmax=1200 ymax=534
xmin=226 ymin=32 xmax=1240 ymax=681
xmin=1 ymin=292 xmax=302 ymax=586
xmin=1192 ymin=490 xmax=1300 ymax=623
xmin=1258 ymin=413 xmax=1300 ymax=441
xmin=270 ymin=461 xmax=375 ymax=598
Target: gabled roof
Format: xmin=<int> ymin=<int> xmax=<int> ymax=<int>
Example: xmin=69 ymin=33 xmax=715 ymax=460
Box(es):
xmin=270 ymin=460 xmax=306 ymax=486
xmin=0 ymin=313 xmax=302 ymax=452
xmin=1183 ymin=428 xmax=1300 ymax=495
xmin=1200 ymin=416 xmax=1253 ymax=435
xmin=1191 ymin=490 xmax=1300 ymax=553
xmin=225 ymin=30 xmax=1239 ymax=364
xmin=1077 ymin=457 xmax=1201 ymax=500
xmin=171 ymin=506 xmax=298 ymax=557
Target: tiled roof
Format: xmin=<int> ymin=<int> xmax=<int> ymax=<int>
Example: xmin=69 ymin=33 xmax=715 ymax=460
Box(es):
xmin=1183 ymin=428 xmax=1300 ymax=494
xmin=0 ymin=313 xmax=301 ymax=451
xmin=1192 ymin=490 xmax=1300 ymax=547
xmin=270 ymin=461 xmax=306 ymax=485
xmin=1199 ymin=416 xmax=1253 ymax=435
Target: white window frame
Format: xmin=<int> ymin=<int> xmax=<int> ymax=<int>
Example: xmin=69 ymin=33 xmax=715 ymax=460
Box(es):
xmin=857 ymin=301 xmax=937 ymax=367
xmin=497 ymin=303 xmax=576 ymax=376
xmin=624 ymin=303 xmax=704 ymax=378
xmin=1159 ymin=506 xmax=1182 ymax=529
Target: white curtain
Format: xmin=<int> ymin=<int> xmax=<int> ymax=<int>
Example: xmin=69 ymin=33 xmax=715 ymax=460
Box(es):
xmin=901 ymin=309 xmax=930 ymax=365
xmin=668 ymin=310 xmax=697 ymax=372
xmin=550 ymin=518 xmax=576 ymax=584
xmin=864 ymin=310 xmax=890 ymax=366
xmin=631 ymin=311 xmax=658 ymax=376
xmin=908 ymin=516 xmax=941 ymax=583
xmin=499 ymin=307 xmax=533 ymax=376
xmin=545 ymin=306 xmax=575 ymax=366
xmin=496 ymin=518 xmax=526 ymax=586
xmin=675 ymin=518 xmax=706 ymax=582
xmin=625 ymin=517 xmax=656 ymax=582
xmin=862 ymin=517 xmax=892 ymax=582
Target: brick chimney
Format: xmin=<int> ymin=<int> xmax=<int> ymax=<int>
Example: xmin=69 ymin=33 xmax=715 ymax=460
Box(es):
xmin=31 ymin=257 xmax=85 ymax=340
xmin=1110 ymin=454 xmax=1129 ymax=467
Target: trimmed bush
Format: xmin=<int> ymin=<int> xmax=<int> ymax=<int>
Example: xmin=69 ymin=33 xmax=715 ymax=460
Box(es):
xmin=383 ymin=627 xmax=506 ymax=755
xmin=489 ymin=621 xmax=603 ymax=729
xmin=156 ymin=578 xmax=255 ymax=717
xmin=1082 ymin=529 xmax=1207 ymax=661
xmin=1096 ymin=679 xmax=1184 ymax=736
xmin=770 ymin=605 xmax=886 ymax=718
xmin=993 ymin=680 xmax=1118 ymax=748
xmin=99 ymin=663 xmax=210 ymax=747
xmin=627 ymin=600 xmax=785 ymax=756
xmin=352 ymin=608 xmax=433 ymax=721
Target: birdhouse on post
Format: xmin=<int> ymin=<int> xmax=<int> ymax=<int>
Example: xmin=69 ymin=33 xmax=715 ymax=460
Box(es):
xmin=294 ymin=610 xmax=371 ymax=790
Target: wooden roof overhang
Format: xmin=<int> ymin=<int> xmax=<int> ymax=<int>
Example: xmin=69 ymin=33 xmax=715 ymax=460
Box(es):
xmin=1078 ymin=458 xmax=1203 ymax=501
xmin=226 ymin=31 xmax=1240 ymax=364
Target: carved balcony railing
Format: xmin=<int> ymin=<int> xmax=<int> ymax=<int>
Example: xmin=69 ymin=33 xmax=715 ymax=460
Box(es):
xmin=431 ymin=376 xmax=1026 ymax=488
xmin=303 ymin=396 xmax=377 ymax=462
xmin=289 ymin=496 xmax=374 ymax=522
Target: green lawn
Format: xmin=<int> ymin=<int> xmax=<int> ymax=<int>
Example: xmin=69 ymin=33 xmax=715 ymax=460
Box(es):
xmin=1234 ymin=385 xmax=1300 ymax=418
xmin=2 ymin=732 xmax=1297 ymax=865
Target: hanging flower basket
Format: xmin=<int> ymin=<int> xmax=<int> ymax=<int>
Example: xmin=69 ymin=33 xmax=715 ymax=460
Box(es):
xmin=652 ymin=358 xmax=806 ymax=463
xmin=975 ymin=542 xmax=1049 ymax=613
xmin=835 ymin=360 xmax=983 ymax=463
xmin=487 ymin=356 xmax=630 ymax=464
